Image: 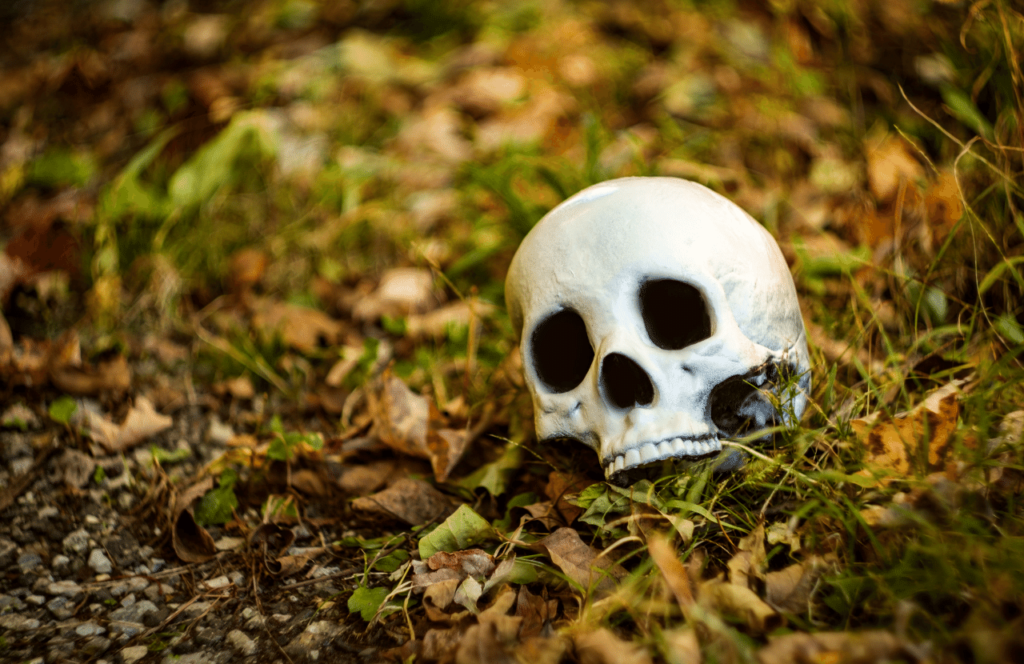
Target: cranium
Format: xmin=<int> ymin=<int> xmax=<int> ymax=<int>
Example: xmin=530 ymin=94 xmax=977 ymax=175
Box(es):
xmin=505 ymin=177 xmax=810 ymax=482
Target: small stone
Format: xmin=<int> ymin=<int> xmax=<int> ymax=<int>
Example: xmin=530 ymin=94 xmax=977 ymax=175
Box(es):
xmin=227 ymin=629 xmax=257 ymax=656
xmin=0 ymin=594 xmax=26 ymax=611
xmin=203 ymin=575 xmax=231 ymax=590
xmin=229 ymin=570 xmax=245 ymax=586
xmin=108 ymin=620 xmax=145 ymax=637
xmin=47 ymin=580 xmax=83 ymax=597
xmin=63 ymin=528 xmax=90 ymax=554
xmin=110 ymin=599 xmax=158 ymax=624
xmin=88 ymin=548 xmax=113 ymax=574
xmin=271 ymin=613 xmax=292 ymax=623
xmin=47 ymin=595 xmax=76 ymax=619
xmin=26 ymin=594 xmax=45 ymax=605
xmin=37 ymin=506 xmax=59 ymax=519
xmin=76 ymin=621 xmax=106 ymax=637
xmin=17 ymin=551 xmax=42 ymax=573
xmin=0 ymin=613 xmax=40 ymax=631
xmin=183 ymin=600 xmax=212 ymax=618
xmin=82 ymin=635 xmax=112 ymax=655
xmin=85 ymin=514 xmax=101 ymax=525
xmin=241 ymin=607 xmax=256 ymax=620
xmin=0 ymin=537 xmax=17 ymax=567
xmin=151 ymin=558 xmax=166 ymax=573
xmin=121 ymin=645 xmax=149 ymax=664
xmin=51 ymin=554 xmax=71 ymax=571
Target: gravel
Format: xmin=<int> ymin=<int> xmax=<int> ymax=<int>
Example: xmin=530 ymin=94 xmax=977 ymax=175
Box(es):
xmin=0 ymin=405 xmax=396 ymax=663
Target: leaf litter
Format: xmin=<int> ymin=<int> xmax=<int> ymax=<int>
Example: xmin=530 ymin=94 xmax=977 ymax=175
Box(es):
xmin=0 ymin=0 xmax=1023 ymax=662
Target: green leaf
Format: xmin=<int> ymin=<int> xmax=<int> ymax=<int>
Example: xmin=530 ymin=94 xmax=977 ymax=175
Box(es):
xmin=996 ymin=313 xmax=1024 ymax=346
xmin=194 ymin=471 xmax=239 ymax=527
xmin=941 ymin=84 xmax=993 ymax=140
xmin=418 ymin=505 xmax=495 ymax=559
xmin=348 ymin=586 xmax=390 ymax=622
xmin=458 ymin=444 xmax=522 ymax=496
xmin=48 ymin=397 xmax=77 ymax=425
xmin=28 ymin=148 xmax=97 ymax=188
xmin=150 ymin=445 xmax=191 ymax=464
xmin=373 ymin=549 xmax=411 ymax=573
xmin=92 ymin=465 xmax=107 ymax=484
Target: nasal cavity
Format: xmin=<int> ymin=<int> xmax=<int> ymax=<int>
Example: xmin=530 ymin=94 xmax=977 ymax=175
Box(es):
xmin=601 ymin=353 xmax=654 ymax=409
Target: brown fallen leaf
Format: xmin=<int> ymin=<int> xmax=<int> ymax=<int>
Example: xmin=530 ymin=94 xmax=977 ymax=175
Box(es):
xmin=51 ymin=352 xmax=132 ymax=395
xmin=648 ymin=533 xmax=694 ymax=611
xmin=172 ymin=477 xmax=217 ymax=564
xmin=727 ymin=523 xmax=767 ymax=589
xmin=454 ymin=588 xmax=522 ymax=664
xmin=516 ymin=585 xmax=558 ymax=638
xmin=764 ymin=555 xmax=837 ymax=614
xmin=660 ymin=628 xmax=701 ymax=664
xmin=866 ymin=131 xmax=925 ymax=204
xmin=336 ymin=460 xmax=399 ymax=495
xmin=412 ymin=549 xmax=496 ymax=591
xmin=757 ymin=630 xmax=915 ymax=664
xmin=544 ymin=471 xmax=595 ymax=525
xmin=422 ymin=626 xmax=464 ymax=661
xmin=250 ymin=297 xmax=344 ymax=353
xmin=368 ymin=373 xmax=475 ymax=482
xmin=423 ymin=578 xmax=467 ymax=622
xmin=699 ymin=579 xmax=780 ymax=633
xmin=368 ymin=373 xmax=430 ymax=459
xmin=532 ymin=527 xmax=625 ymax=596
xmin=574 ymin=628 xmax=653 ymax=664
xmin=351 ymin=477 xmax=455 ymax=526
xmin=352 ymin=267 xmax=439 ymax=321
xmin=852 ymin=381 xmax=964 ymax=479
xmin=80 ymin=396 xmax=174 ymax=453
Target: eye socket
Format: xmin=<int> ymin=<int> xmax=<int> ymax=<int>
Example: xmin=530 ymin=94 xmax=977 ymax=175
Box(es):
xmin=640 ymin=279 xmax=713 ymax=350
xmin=530 ymin=309 xmax=595 ymax=393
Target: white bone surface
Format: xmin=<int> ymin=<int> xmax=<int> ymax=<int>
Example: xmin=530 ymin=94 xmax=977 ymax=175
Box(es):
xmin=505 ymin=177 xmax=809 ymax=479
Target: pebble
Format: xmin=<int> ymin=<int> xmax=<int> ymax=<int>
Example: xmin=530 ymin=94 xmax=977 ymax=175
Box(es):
xmin=63 ymin=528 xmax=90 ymax=554
xmin=121 ymin=645 xmax=149 ymax=663
xmin=108 ymin=620 xmax=145 ymax=638
xmin=204 ymin=575 xmax=232 ymax=589
xmin=46 ymin=595 xmax=76 ymax=619
xmin=84 ymin=514 xmax=100 ymax=525
xmin=110 ymin=598 xmax=158 ymax=624
xmin=82 ymin=635 xmax=112 ymax=655
xmin=76 ymin=621 xmax=106 ymax=637
xmin=0 ymin=537 xmax=16 ymax=567
xmin=88 ymin=548 xmax=113 ymax=574
xmin=121 ymin=645 xmax=149 ymax=664
xmin=227 ymin=629 xmax=257 ymax=656
xmin=0 ymin=594 xmax=26 ymax=612
xmin=48 ymin=580 xmax=82 ymax=597
xmin=51 ymin=554 xmax=71 ymax=571
xmin=0 ymin=613 xmax=40 ymax=631
xmin=26 ymin=594 xmax=46 ymax=605
xmin=17 ymin=551 xmax=42 ymax=573
xmin=37 ymin=506 xmax=59 ymax=519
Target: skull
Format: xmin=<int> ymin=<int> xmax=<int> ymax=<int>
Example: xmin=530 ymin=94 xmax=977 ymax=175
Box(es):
xmin=505 ymin=177 xmax=810 ymax=482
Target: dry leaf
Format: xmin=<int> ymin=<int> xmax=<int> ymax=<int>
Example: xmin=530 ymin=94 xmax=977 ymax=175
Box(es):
xmin=172 ymin=477 xmax=217 ymax=564
xmin=532 ymin=527 xmax=624 ymax=596
xmin=728 ymin=523 xmax=767 ymax=589
xmin=516 ymin=585 xmax=558 ymax=638
xmin=455 ymin=588 xmax=523 ymax=664
xmin=368 ymin=373 xmax=431 ymax=458
xmin=423 ymin=578 xmax=465 ymax=622
xmin=406 ymin=299 xmax=496 ymax=340
xmin=648 ymin=534 xmax=695 ymax=610
xmin=852 ymin=381 xmax=963 ymax=478
xmin=574 ymin=628 xmax=653 ymax=664
xmin=866 ymin=132 xmax=924 ymax=203
xmin=661 ymin=628 xmax=702 ymax=664
xmin=699 ymin=579 xmax=780 ymax=632
xmin=336 ymin=460 xmax=398 ymax=495
xmin=227 ymin=247 xmax=268 ymax=295
xmin=544 ymin=471 xmax=595 ymax=525
xmin=251 ymin=297 xmax=344 ymax=353
xmin=369 ymin=373 xmax=474 ymax=482
xmin=757 ymin=630 xmax=913 ymax=664
xmin=765 ymin=555 xmax=836 ymax=613
xmin=351 ymin=477 xmax=454 ymax=526
xmin=81 ymin=396 xmax=173 ymax=453
xmin=353 ymin=267 xmax=438 ymax=321
xmin=51 ymin=353 xmax=131 ymax=395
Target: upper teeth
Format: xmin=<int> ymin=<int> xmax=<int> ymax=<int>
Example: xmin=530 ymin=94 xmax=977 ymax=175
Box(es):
xmin=605 ymin=436 xmax=721 ymax=475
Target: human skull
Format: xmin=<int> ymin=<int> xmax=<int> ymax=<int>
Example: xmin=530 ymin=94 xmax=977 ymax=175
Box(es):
xmin=505 ymin=177 xmax=810 ymax=482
